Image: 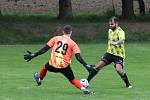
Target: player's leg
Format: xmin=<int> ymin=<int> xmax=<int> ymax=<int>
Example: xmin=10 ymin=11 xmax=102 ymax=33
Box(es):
xmin=87 ymin=60 xmax=106 ymax=82
xmin=34 ymin=63 xmax=48 ymax=86
xmin=40 ymin=65 xmax=47 ymax=80
xmin=114 ymin=58 xmax=132 ymax=88
xmin=60 ymin=66 xmax=93 ymax=94
xmin=87 ymin=53 xmax=112 ymax=82
xmin=60 ymin=66 xmax=83 ymax=89
xmin=34 ymin=62 xmax=58 ymax=86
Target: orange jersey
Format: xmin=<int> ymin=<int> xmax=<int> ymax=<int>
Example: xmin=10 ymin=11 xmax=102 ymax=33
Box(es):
xmin=47 ymin=35 xmax=80 ymax=68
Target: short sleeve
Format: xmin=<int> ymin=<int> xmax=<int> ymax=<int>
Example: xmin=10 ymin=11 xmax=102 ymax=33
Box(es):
xmin=108 ymin=29 xmax=111 ymax=40
xmin=119 ymin=30 xmax=125 ymax=40
xmin=47 ymin=37 xmax=56 ymax=47
xmin=72 ymin=43 xmax=80 ymax=54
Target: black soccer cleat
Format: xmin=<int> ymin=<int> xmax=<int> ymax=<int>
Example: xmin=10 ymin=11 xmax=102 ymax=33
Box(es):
xmin=86 ymin=64 xmax=95 ymax=73
xmin=34 ymin=72 xmax=42 ymax=86
xmin=83 ymin=89 xmax=93 ymax=95
xmin=87 ymin=68 xmax=98 ymax=82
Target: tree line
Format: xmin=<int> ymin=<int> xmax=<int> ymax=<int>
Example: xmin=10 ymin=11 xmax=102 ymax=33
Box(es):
xmin=0 ymin=0 xmax=146 ymax=19
xmin=58 ymin=0 xmax=146 ymax=19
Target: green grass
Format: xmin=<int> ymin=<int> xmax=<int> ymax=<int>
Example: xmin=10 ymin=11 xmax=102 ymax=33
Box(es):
xmin=0 ymin=43 xmax=150 ymax=100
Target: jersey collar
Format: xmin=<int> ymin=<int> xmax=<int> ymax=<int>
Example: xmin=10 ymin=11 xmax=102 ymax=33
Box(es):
xmin=62 ymin=34 xmax=71 ymax=39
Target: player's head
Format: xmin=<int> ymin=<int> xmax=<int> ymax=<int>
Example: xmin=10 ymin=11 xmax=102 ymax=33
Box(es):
xmin=62 ymin=25 xmax=72 ymax=36
xmin=109 ymin=16 xmax=119 ymax=30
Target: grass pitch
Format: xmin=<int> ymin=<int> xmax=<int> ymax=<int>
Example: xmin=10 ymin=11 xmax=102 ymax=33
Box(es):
xmin=0 ymin=43 xmax=150 ymax=100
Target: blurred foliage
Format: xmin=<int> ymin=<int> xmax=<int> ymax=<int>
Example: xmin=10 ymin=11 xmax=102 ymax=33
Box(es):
xmin=0 ymin=13 xmax=149 ymax=44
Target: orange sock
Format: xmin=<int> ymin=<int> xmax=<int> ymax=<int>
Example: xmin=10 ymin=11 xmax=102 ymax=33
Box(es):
xmin=71 ymin=79 xmax=84 ymax=90
xmin=40 ymin=65 xmax=47 ymax=80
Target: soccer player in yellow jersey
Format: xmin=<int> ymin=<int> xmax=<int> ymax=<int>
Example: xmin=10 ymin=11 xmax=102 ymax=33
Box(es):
xmin=87 ymin=16 xmax=132 ymax=88
xmin=24 ymin=25 xmax=94 ymax=94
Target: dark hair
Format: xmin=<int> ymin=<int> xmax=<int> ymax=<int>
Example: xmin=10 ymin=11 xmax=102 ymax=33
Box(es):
xmin=109 ymin=16 xmax=119 ymax=23
xmin=63 ymin=25 xmax=72 ymax=34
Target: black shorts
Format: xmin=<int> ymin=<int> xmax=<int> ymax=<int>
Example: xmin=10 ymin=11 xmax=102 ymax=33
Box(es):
xmin=45 ymin=62 xmax=75 ymax=81
xmin=100 ymin=53 xmax=124 ymax=68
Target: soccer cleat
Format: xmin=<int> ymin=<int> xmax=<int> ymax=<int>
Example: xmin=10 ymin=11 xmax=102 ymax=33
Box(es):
xmin=86 ymin=65 xmax=95 ymax=73
xmin=126 ymin=84 xmax=132 ymax=89
xmin=34 ymin=72 xmax=42 ymax=86
xmin=87 ymin=68 xmax=98 ymax=82
xmin=83 ymin=89 xmax=93 ymax=94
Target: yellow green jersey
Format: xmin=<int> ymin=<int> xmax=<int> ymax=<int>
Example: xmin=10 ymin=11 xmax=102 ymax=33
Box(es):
xmin=107 ymin=27 xmax=125 ymax=58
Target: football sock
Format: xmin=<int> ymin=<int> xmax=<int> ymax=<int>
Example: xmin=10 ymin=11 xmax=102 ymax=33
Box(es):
xmin=71 ymin=79 xmax=84 ymax=90
xmin=85 ymin=65 xmax=95 ymax=73
xmin=120 ymin=73 xmax=130 ymax=86
xmin=40 ymin=65 xmax=47 ymax=80
xmin=87 ymin=68 xmax=98 ymax=82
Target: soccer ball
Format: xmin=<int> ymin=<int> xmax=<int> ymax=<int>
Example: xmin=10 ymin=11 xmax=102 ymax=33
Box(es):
xmin=80 ymin=79 xmax=89 ymax=88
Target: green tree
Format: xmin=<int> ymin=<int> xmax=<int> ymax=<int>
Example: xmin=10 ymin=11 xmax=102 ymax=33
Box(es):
xmin=57 ymin=0 xmax=73 ymax=19
xmin=0 ymin=2 xmax=2 ymax=16
xmin=0 ymin=11 xmax=2 ymax=16
xmin=122 ymin=0 xmax=135 ymax=19
xmin=137 ymin=0 xmax=145 ymax=15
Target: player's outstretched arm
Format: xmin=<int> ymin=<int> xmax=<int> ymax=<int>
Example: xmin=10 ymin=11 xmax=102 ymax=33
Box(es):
xmin=24 ymin=45 xmax=50 ymax=62
xmin=75 ymin=53 xmax=94 ymax=72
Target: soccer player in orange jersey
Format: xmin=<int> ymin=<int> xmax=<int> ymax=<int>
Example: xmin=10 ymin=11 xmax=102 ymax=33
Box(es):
xmin=24 ymin=25 xmax=93 ymax=94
